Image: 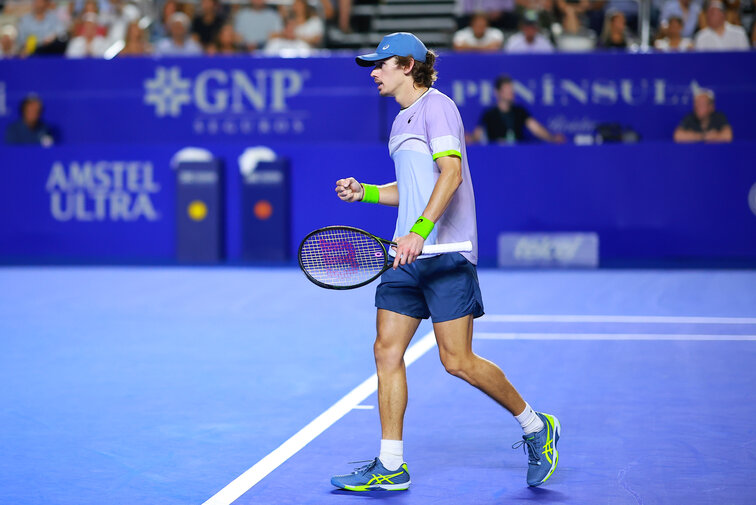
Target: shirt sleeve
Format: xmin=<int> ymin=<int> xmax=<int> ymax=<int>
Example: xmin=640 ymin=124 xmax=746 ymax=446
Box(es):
xmin=678 ymin=113 xmax=698 ymax=131
xmin=425 ymin=94 xmax=463 ymax=160
xmin=709 ymin=111 xmax=731 ymax=130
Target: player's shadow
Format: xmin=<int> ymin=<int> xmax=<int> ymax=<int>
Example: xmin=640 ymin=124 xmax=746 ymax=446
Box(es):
xmin=508 ymin=486 xmax=567 ymax=502
xmin=331 ymin=489 xmax=412 ymax=500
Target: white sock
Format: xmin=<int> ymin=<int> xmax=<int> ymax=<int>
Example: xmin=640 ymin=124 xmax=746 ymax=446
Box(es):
xmin=515 ymin=403 xmax=545 ymax=435
xmin=378 ymin=439 xmax=403 ymax=471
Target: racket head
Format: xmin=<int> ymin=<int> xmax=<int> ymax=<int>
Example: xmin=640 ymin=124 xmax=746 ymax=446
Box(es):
xmin=298 ymin=226 xmax=390 ymax=290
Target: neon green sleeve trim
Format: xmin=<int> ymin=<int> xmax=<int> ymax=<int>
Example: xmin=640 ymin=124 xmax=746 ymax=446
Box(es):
xmin=410 ymin=217 xmax=435 ymax=239
xmin=361 ymin=183 xmax=380 ymax=204
xmin=432 ymin=150 xmax=462 ymax=161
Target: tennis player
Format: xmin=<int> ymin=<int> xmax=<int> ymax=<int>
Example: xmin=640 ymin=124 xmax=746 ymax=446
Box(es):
xmin=331 ymin=32 xmax=560 ymax=491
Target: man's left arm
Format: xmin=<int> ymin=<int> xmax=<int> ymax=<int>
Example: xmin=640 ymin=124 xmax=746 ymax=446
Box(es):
xmin=392 ymin=155 xmax=462 ymax=268
xmin=526 ymin=117 xmax=566 ymax=143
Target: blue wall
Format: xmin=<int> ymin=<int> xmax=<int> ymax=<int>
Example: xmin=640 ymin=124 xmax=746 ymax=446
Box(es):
xmin=1 ymin=52 xmax=755 ymax=144
xmin=2 ymin=142 xmax=755 ymax=265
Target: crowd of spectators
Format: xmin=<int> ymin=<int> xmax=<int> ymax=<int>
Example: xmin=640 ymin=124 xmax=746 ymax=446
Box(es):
xmin=455 ymin=0 xmax=754 ymax=52
xmin=0 ymin=0 xmax=335 ymax=58
xmin=0 ymin=0 xmax=754 ymax=58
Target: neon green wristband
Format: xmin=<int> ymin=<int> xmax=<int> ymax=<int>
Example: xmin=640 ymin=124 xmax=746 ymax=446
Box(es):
xmin=410 ymin=216 xmax=435 ymax=239
xmin=361 ymin=184 xmax=380 ymax=204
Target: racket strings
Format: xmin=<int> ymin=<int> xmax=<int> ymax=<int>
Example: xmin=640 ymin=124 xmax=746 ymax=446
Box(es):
xmin=300 ymin=228 xmax=386 ymax=287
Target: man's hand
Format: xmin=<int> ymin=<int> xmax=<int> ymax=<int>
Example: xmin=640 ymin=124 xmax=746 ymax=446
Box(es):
xmin=391 ymin=233 xmax=425 ymax=269
xmin=335 ymin=177 xmax=364 ymax=202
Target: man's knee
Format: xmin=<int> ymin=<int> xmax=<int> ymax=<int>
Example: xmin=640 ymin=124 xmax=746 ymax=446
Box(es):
xmin=374 ymin=336 xmax=405 ymax=370
xmin=439 ymin=349 xmax=474 ymax=379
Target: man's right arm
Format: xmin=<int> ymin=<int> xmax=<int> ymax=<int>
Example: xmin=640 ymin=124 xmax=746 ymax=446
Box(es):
xmin=335 ymin=178 xmax=399 ymax=207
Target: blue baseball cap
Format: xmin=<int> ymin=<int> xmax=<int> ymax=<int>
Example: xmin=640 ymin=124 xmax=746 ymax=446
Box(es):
xmin=356 ymin=32 xmax=428 ymax=67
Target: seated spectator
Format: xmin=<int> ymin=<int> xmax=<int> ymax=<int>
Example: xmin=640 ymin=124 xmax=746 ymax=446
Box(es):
xmin=605 ymin=0 xmax=638 ymax=32
xmin=673 ymin=88 xmax=732 ymax=143
xmin=456 ymin=0 xmax=518 ymax=31
xmin=16 ymin=0 xmax=67 ymax=55
xmin=99 ymin=0 xmax=141 ymax=45
xmin=118 ymin=20 xmax=151 ymax=55
xmin=555 ymin=0 xmax=590 ymax=34
xmin=234 ymin=0 xmax=282 ymax=51
xmin=71 ymin=0 xmax=108 ymax=38
xmin=659 ymin=0 xmax=701 ymax=39
xmin=694 ymin=0 xmax=748 ymax=50
xmin=515 ymin=0 xmax=555 ymax=29
xmin=468 ymin=74 xmax=566 ymax=144
xmin=155 ymin=11 xmax=202 ymax=55
xmin=263 ymin=15 xmax=311 ymax=56
xmin=207 ymin=22 xmax=242 ymax=55
xmin=453 ymin=12 xmax=504 ymax=51
xmin=751 ymin=20 xmax=756 ymax=47
xmin=0 ymin=25 xmax=18 ymax=57
xmin=655 ymin=15 xmax=693 ymax=50
xmin=289 ymin=0 xmax=324 ymax=47
xmin=599 ymin=9 xmax=635 ymax=48
xmin=150 ymin=0 xmax=178 ymax=42
xmin=65 ymin=12 xmax=108 ymax=56
xmin=192 ymin=0 xmax=224 ymax=50
xmin=505 ymin=9 xmax=554 ymax=52
xmin=5 ymin=94 xmax=55 ymax=146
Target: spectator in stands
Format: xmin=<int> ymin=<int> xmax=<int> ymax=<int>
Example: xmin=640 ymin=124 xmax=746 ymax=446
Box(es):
xmin=71 ymin=0 xmax=107 ymax=38
xmin=655 ymin=15 xmax=693 ymax=50
xmin=505 ymin=9 xmax=554 ymax=52
xmin=118 ymin=20 xmax=151 ymax=55
xmin=155 ymin=11 xmax=202 ymax=55
xmin=555 ymin=0 xmax=590 ymax=34
xmin=16 ymin=0 xmax=67 ymax=55
xmin=659 ymin=0 xmax=701 ymax=39
xmin=599 ymin=9 xmax=635 ymax=48
xmin=207 ymin=22 xmax=241 ymax=54
xmin=234 ymin=0 xmax=282 ymax=51
xmin=288 ymin=0 xmax=324 ymax=47
xmin=694 ymin=0 xmax=749 ymax=49
xmin=65 ymin=12 xmax=108 ymax=56
xmin=515 ymin=0 xmax=555 ymax=29
xmin=0 ymin=24 xmax=18 ymax=57
xmin=673 ymin=88 xmax=732 ymax=143
xmin=191 ymin=0 xmax=224 ymax=50
xmin=751 ymin=20 xmax=756 ymax=47
xmin=453 ymin=12 xmax=504 ymax=51
xmin=264 ymin=14 xmax=311 ymax=55
xmin=5 ymin=94 xmax=55 ymax=146
xmin=150 ymin=0 xmax=177 ymax=42
xmin=100 ymin=0 xmax=140 ymax=45
xmin=469 ymin=74 xmax=566 ymax=144
xmin=605 ymin=0 xmax=638 ymax=32
xmin=456 ymin=0 xmax=519 ymax=31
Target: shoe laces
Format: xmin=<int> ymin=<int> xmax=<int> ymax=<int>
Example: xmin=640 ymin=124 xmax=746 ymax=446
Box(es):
xmin=512 ymin=438 xmax=541 ymax=465
xmin=347 ymin=459 xmax=377 ymax=473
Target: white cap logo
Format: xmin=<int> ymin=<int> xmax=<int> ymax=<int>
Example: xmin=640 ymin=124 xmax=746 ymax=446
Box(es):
xmin=382 ymin=44 xmax=390 ymax=50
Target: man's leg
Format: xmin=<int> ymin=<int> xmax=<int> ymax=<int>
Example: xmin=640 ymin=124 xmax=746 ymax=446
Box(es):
xmin=433 ymin=314 xmax=526 ymax=415
xmin=433 ymin=314 xmax=560 ymax=487
xmin=375 ymin=308 xmax=421 ymax=441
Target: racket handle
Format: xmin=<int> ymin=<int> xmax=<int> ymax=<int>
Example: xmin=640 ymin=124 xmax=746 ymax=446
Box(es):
xmin=422 ymin=240 xmax=473 ymax=254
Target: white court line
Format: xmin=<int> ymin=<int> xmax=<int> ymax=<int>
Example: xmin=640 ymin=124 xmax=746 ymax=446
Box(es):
xmin=201 ymin=330 xmax=437 ymax=505
xmin=479 ymin=315 xmax=756 ymax=325
xmin=475 ymin=332 xmax=756 ymax=341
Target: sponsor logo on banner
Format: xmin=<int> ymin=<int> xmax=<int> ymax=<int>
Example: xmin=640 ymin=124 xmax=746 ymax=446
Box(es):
xmin=498 ymin=232 xmax=599 ymax=268
xmin=143 ymin=65 xmax=309 ymax=137
xmin=45 ymin=161 xmax=161 ymax=222
xmin=749 ymin=183 xmax=756 ymax=217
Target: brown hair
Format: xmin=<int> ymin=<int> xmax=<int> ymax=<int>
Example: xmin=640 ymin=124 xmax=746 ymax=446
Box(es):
xmin=395 ymin=50 xmax=438 ymax=88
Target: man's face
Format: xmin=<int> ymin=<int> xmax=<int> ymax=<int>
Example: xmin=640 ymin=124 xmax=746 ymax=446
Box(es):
xmin=23 ymin=100 xmax=42 ymax=126
xmin=496 ymin=82 xmax=514 ymax=103
xmin=471 ymin=16 xmax=488 ymax=38
xmin=170 ymin=19 xmax=187 ymax=39
xmin=32 ymin=0 xmax=47 ymax=14
xmin=522 ymin=24 xmax=538 ymax=42
xmin=370 ymin=57 xmax=408 ymax=97
xmin=693 ymin=93 xmax=713 ymax=120
xmin=668 ymin=18 xmax=682 ymax=37
xmin=251 ymin=0 xmax=265 ymax=9
xmin=706 ymin=6 xmax=724 ymax=29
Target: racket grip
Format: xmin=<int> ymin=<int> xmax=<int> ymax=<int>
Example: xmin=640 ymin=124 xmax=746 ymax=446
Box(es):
xmin=422 ymin=241 xmax=473 ymax=254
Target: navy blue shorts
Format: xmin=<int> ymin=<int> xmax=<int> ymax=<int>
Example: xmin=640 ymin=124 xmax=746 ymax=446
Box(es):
xmin=375 ymin=253 xmax=485 ymax=323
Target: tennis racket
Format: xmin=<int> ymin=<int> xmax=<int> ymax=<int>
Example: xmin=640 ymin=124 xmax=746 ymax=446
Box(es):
xmin=298 ymin=225 xmax=473 ymax=290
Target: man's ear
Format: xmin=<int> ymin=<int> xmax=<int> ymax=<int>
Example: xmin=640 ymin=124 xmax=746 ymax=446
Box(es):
xmin=403 ymin=58 xmax=415 ymax=76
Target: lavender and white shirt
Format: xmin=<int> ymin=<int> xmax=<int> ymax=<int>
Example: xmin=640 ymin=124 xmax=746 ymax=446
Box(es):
xmin=388 ymin=88 xmax=479 ymax=265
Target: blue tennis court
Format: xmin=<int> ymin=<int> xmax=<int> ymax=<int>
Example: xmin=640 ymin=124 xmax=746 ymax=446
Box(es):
xmin=1 ymin=267 xmax=755 ymax=505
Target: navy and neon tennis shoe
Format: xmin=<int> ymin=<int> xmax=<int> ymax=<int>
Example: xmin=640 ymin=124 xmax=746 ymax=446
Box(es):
xmin=513 ymin=412 xmax=561 ymax=487
xmin=331 ymin=458 xmax=410 ymax=491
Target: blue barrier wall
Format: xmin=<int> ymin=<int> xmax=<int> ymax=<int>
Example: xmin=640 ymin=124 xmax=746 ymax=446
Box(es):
xmin=2 ymin=142 xmax=755 ymax=265
xmin=1 ymin=52 xmax=755 ymax=143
